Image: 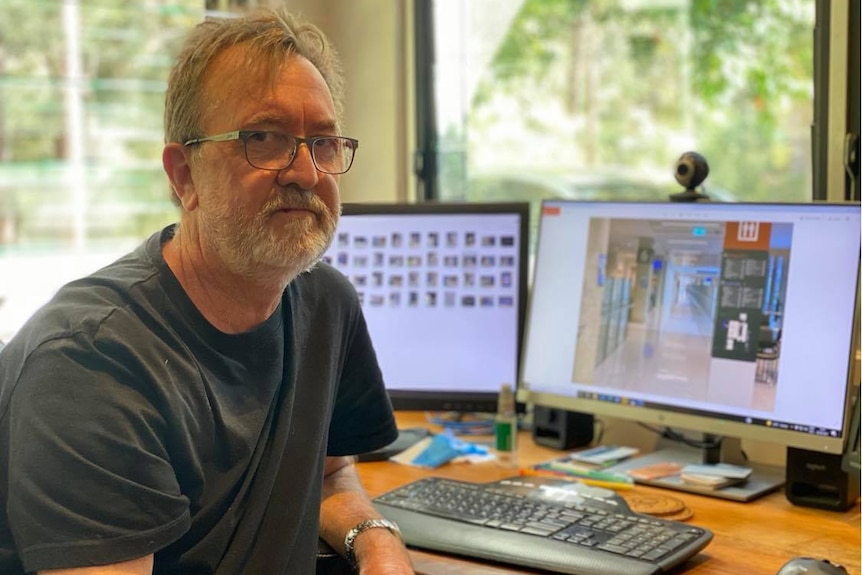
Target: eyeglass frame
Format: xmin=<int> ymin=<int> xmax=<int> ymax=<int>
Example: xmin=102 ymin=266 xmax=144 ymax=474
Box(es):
xmin=183 ymin=130 xmax=359 ymax=175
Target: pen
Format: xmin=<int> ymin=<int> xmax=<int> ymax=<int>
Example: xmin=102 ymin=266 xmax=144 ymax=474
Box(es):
xmin=519 ymin=467 xmax=634 ymax=490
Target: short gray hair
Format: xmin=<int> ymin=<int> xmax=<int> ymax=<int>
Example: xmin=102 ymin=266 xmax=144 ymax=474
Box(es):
xmin=164 ymin=7 xmax=345 ymax=146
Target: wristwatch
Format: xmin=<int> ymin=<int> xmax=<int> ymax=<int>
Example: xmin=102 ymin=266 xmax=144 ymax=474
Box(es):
xmin=343 ymin=518 xmax=402 ymax=569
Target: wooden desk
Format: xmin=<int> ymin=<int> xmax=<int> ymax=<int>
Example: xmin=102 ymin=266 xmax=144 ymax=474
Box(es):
xmin=356 ymin=412 xmax=861 ymax=575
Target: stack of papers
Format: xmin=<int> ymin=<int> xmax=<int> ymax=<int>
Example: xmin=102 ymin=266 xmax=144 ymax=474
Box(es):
xmin=521 ymin=446 xmax=640 ymax=490
xmin=569 ymin=445 xmax=640 ymax=468
xmin=679 ymin=463 xmax=753 ymax=490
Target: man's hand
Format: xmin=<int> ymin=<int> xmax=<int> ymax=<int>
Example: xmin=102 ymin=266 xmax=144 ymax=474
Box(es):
xmin=354 ymin=526 xmax=413 ymax=575
xmin=320 ymin=456 xmax=414 ymax=574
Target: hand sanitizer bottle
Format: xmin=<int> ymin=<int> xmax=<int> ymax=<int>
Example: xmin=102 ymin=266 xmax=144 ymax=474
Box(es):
xmin=495 ymin=383 xmax=518 ymax=467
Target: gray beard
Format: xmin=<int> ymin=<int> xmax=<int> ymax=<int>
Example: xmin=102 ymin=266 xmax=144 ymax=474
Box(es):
xmin=198 ymin=198 xmax=338 ymax=287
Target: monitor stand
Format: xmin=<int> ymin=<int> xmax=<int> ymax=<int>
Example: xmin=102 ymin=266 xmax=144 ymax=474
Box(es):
xmin=603 ymin=434 xmax=785 ymax=502
xmin=355 ymin=427 xmax=431 ymax=462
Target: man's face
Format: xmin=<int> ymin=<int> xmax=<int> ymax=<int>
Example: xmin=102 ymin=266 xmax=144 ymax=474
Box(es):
xmin=187 ymin=46 xmax=342 ymax=279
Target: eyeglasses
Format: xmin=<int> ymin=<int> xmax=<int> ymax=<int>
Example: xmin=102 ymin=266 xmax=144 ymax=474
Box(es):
xmin=183 ymin=130 xmax=359 ymax=175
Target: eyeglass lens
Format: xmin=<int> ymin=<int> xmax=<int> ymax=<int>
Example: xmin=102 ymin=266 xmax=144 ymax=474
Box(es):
xmin=244 ymin=133 xmax=355 ymax=174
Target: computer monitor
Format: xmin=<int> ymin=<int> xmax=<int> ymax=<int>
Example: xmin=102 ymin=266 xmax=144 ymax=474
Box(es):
xmin=322 ymin=201 xmax=529 ymax=421
xmin=519 ymin=199 xmax=860 ymax=501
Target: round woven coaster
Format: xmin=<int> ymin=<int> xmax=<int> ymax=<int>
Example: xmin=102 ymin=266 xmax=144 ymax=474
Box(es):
xmin=622 ymin=492 xmax=687 ymax=516
xmin=659 ymin=506 xmax=693 ymax=522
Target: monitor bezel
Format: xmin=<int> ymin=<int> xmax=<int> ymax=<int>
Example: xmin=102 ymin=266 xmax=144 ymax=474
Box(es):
xmin=517 ymin=199 xmax=861 ymax=455
xmin=339 ymin=201 xmax=531 ymax=414
xmin=842 ymin=385 xmax=861 ymax=472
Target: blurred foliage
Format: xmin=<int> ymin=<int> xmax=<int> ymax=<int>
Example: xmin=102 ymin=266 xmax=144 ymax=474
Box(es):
xmin=462 ymin=0 xmax=814 ymax=202
xmin=0 ymin=0 xmax=202 ymax=247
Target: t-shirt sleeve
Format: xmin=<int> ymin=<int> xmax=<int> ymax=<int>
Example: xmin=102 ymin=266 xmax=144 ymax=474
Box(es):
xmin=325 ymin=305 xmax=398 ymax=457
xmin=6 ymin=335 xmax=190 ymax=572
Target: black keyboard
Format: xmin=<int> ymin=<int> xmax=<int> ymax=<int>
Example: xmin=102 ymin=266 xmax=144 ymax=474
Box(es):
xmin=373 ymin=476 xmax=713 ymax=575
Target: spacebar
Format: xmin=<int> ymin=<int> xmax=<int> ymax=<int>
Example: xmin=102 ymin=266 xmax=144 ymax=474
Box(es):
xmin=375 ymin=502 xmax=660 ymax=575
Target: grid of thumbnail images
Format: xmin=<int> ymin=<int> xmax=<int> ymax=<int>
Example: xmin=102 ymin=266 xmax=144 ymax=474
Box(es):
xmin=321 ymin=226 xmax=519 ymax=309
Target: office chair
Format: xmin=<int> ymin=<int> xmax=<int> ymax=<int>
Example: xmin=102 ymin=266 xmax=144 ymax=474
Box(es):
xmin=316 ymin=538 xmax=352 ymax=575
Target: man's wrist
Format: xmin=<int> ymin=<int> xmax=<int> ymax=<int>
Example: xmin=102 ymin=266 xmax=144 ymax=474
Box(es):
xmin=343 ymin=518 xmax=402 ymax=569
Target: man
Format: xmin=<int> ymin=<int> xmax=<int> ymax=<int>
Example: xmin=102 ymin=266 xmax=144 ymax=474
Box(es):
xmin=0 ymin=8 xmax=414 ymax=575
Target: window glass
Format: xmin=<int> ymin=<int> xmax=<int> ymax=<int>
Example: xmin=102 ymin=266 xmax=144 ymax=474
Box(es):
xmin=0 ymin=0 xmax=203 ymax=341
xmin=204 ymin=0 xmax=261 ymax=11
xmin=431 ymin=0 xmax=816 ymax=210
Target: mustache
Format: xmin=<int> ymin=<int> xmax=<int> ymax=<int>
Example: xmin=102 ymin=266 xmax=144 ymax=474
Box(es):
xmin=263 ymin=190 xmax=326 ymax=215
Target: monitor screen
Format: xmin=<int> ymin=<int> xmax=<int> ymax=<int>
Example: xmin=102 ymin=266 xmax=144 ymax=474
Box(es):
xmin=322 ymin=201 xmax=530 ymax=414
xmin=520 ymin=200 xmax=860 ymax=457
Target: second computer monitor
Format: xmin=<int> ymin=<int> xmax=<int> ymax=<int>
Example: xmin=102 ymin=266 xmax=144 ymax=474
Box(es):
xmin=323 ymin=201 xmax=530 ymax=414
xmin=520 ymin=200 xmax=860 ymax=498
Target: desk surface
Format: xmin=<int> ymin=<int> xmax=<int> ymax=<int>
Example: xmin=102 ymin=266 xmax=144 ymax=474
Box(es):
xmin=356 ymin=412 xmax=861 ymax=575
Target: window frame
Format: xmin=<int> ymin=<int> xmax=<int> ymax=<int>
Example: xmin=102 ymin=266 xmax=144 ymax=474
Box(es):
xmin=414 ymin=0 xmax=858 ymax=203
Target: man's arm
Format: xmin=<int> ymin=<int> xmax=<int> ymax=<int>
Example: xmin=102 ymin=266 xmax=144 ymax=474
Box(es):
xmin=319 ymin=456 xmax=414 ymax=574
xmin=39 ymin=555 xmax=153 ymax=575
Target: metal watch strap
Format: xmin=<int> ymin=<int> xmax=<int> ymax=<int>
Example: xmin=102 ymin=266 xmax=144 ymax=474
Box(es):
xmin=343 ymin=518 xmax=402 ymax=569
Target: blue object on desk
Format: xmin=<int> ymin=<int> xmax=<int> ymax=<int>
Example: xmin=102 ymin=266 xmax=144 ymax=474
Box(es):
xmin=410 ymin=431 xmax=489 ymax=468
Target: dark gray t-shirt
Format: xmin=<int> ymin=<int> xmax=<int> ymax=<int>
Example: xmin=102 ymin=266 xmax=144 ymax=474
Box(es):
xmin=0 ymin=226 xmax=397 ymax=574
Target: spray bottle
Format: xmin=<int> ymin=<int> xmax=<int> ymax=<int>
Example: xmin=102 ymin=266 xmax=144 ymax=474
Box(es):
xmin=494 ymin=383 xmax=518 ymax=467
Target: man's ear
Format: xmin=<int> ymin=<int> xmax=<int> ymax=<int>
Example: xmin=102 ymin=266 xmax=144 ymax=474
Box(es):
xmin=162 ymin=143 xmax=199 ymax=211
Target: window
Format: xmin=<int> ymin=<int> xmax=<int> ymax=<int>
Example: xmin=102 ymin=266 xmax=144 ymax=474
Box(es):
xmin=204 ymin=0 xmax=261 ymax=11
xmin=0 ymin=0 xmax=203 ymax=341
xmin=417 ymin=0 xmax=826 ymax=211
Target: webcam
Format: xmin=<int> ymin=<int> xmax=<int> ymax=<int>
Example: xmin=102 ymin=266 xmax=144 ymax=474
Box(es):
xmin=669 ymin=151 xmax=710 ymax=202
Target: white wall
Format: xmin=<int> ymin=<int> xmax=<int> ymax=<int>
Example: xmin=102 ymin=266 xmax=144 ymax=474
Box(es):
xmin=281 ymin=0 xmax=415 ymax=204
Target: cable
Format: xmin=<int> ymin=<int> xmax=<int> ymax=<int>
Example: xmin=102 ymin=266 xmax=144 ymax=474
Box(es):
xmin=637 ymin=423 xmax=724 ymax=450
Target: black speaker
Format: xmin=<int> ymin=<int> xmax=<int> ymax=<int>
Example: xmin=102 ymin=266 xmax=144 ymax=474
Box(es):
xmin=531 ymin=406 xmax=594 ymax=450
xmin=786 ymin=446 xmax=860 ymax=511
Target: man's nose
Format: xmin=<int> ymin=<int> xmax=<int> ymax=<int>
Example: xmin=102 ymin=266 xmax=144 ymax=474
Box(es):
xmin=277 ymin=142 xmax=320 ymax=189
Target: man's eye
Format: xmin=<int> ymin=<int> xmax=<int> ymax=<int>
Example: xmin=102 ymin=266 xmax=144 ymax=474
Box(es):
xmin=314 ymin=138 xmax=339 ymax=154
xmin=246 ymin=131 xmax=271 ymax=143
